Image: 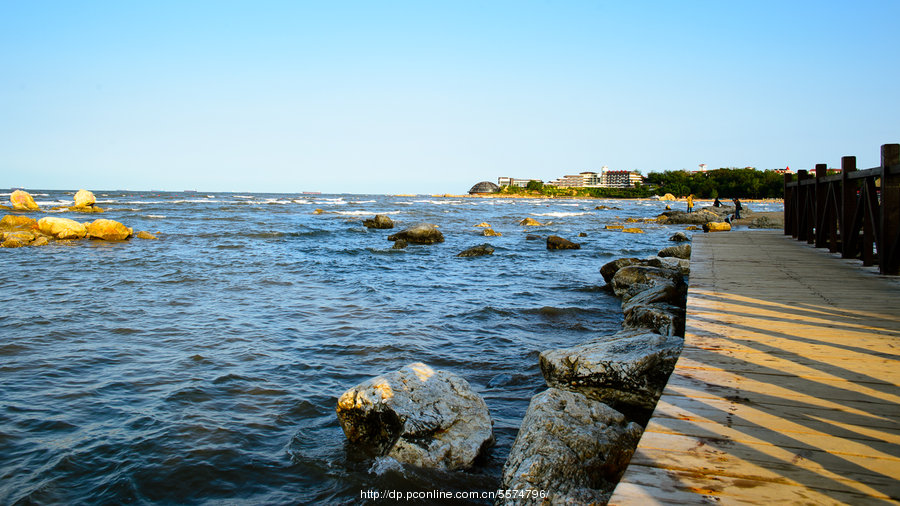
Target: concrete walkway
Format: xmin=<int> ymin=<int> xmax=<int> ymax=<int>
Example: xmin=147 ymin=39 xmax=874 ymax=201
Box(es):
xmin=609 ymin=230 xmax=900 ymax=504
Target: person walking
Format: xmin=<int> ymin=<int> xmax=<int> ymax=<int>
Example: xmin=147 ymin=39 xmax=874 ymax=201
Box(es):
xmin=687 ymin=194 xmax=694 ymax=213
xmin=732 ymin=197 xmax=743 ymax=220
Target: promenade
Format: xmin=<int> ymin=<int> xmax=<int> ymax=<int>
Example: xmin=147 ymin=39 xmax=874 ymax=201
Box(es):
xmin=609 ymin=230 xmax=900 ymax=504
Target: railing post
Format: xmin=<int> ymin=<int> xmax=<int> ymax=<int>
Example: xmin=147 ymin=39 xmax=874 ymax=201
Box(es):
xmin=880 ymin=144 xmax=900 ymax=275
xmin=814 ymin=164 xmax=827 ymax=247
xmin=841 ymin=156 xmax=857 ymax=259
xmin=784 ymin=173 xmax=793 ymax=236
xmin=796 ymin=170 xmax=808 ymax=240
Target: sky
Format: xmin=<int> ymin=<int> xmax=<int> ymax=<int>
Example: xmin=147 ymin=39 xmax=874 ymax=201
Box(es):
xmin=2 ymin=1 xmax=899 ymax=194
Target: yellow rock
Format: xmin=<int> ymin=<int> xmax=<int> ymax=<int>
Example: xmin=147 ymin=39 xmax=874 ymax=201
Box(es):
xmin=623 ymin=227 xmax=644 ymax=234
xmin=474 ymin=222 xmax=491 ymax=228
xmin=625 ymin=217 xmax=640 ymax=223
xmin=31 ymin=236 xmax=50 ymax=247
xmin=73 ymin=189 xmax=96 ymax=207
xmin=1 ymin=231 xmax=35 ymax=247
xmin=10 ymin=190 xmax=40 ymax=211
xmin=0 ymin=215 xmax=37 ymax=230
xmin=605 ymin=225 xmax=624 ymax=230
xmin=703 ymin=221 xmax=732 ymax=233
xmin=86 ymin=219 xmax=133 ymax=241
xmin=685 ymin=225 xmax=701 ymax=231
xmin=665 ymin=205 xmax=672 ymax=210
xmin=136 ymin=230 xmax=158 ymax=240
xmin=660 ymin=193 xmax=676 ymax=201
xmin=519 ymin=217 xmax=543 ymax=226
xmin=37 ymin=217 xmax=87 ymax=239
xmin=482 ymin=228 xmax=501 ymax=237
xmin=69 ymin=206 xmax=105 ymax=213
xmin=313 ymin=208 xmax=324 ymax=215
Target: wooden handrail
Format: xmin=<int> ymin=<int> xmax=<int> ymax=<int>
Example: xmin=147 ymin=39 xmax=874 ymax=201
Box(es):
xmin=783 ymin=143 xmax=900 ymax=275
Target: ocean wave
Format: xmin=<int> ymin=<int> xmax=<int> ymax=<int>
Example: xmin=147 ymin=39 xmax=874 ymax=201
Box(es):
xmin=333 ymin=210 xmax=401 ymax=216
xmin=530 ymin=211 xmax=589 ymax=217
xmin=145 ymin=215 xmax=166 ymax=219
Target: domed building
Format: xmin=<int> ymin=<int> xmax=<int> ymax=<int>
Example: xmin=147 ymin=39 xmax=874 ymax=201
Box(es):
xmin=468 ymin=181 xmax=500 ymax=194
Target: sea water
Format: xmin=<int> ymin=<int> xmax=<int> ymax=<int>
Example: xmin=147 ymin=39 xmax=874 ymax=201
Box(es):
xmin=0 ymin=192 xmax=782 ymax=504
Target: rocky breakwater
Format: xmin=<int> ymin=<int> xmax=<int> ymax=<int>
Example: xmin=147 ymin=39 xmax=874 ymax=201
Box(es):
xmin=1 ymin=214 xmax=155 ymax=248
xmin=498 ymin=232 xmax=691 ymax=504
xmin=335 ymin=362 xmax=494 ymax=470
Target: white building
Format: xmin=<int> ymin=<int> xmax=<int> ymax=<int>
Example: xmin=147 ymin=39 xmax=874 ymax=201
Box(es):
xmin=497 ymin=177 xmax=542 ymax=188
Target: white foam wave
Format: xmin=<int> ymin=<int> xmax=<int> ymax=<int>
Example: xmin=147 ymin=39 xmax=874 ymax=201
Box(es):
xmin=369 ymin=456 xmax=404 ymax=475
xmin=334 ymin=210 xmax=402 ymax=216
xmin=145 ymin=214 xmax=166 ymax=219
xmin=235 ymin=195 xmax=254 ymax=199
xmin=530 ymin=211 xmax=589 ymax=217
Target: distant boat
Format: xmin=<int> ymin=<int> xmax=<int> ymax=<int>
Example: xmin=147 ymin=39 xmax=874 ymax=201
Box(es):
xmin=302 ymin=191 xmax=322 ymax=195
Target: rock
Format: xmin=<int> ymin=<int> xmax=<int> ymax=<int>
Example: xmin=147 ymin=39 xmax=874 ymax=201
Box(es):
xmin=605 ymin=225 xmax=624 ymax=230
xmin=660 ymin=193 xmax=676 ymax=201
xmin=391 ymin=239 xmax=408 ymax=249
xmin=525 ymin=234 xmax=541 ymax=241
xmin=68 ymin=205 xmax=105 ymax=213
xmin=611 ymin=265 xmax=684 ymax=302
xmin=578 ymin=232 xmax=588 ymax=237
xmin=0 ymin=215 xmax=37 ymax=231
xmin=86 ymin=219 xmax=133 ymax=240
xmin=335 ymin=362 xmax=493 ymax=470
xmin=621 ymin=282 xmax=685 ymax=315
xmin=313 ymin=208 xmax=324 ymax=215
xmin=10 ymin=190 xmax=40 ymax=211
xmin=595 ymin=205 xmax=621 ymax=210
xmin=73 ymin=189 xmax=96 ymax=208
xmin=749 ymin=215 xmax=784 ymax=229
xmin=622 ymin=227 xmax=644 ymax=234
xmin=646 ymin=256 xmax=690 ymax=277
xmin=1 ymin=231 xmax=35 ymax=248
xmin=37 ymin=217 xmax=87 ymax=239
xmin=363 ymin=214 xmax=394 ymax=229
xmin=387 ymin=223 xmax=444 ymax=244
xmin=685 ymin=225 xmax=701 ymax=231
xmin=519 ymin=217 xmax=543 ymax=226
xmin=669 ymin=231 xmax=690 ymax=242
xmin=658 ymin=243 xmax=691 ymax=259
xmin=703 ymin=221 xmax=732 ymax=232
xmin=136 ymin=231 xmax=157 ymax=240
xmin=31 ymin=236 xmax=50 ymax=247
xmin=547 ymin=235 xmax=580 ymax=250
xmin=457 ymin=243 xmax=494 ymax=257
xmin=482 ymin=228 xmax=501 ymax=237
xmin=539 ymin=328 xmax=684 ymax=411
xmin=498 ymin=388 xmax=643 ymax=505
xmin=600 ymin=257 xmax=643 ymax=285
xmin=657 ymin=209 xmax=721 ymax=225
xmin=665 ymin=204 xmax=672 ymax=210
xmin=474 ymin=222 xmax=491 ymax=228
xmin=624 ymin=303 xmax=686 ymax=337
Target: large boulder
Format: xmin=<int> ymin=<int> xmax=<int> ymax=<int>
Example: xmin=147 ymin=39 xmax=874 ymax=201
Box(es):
xmin=387 ymin=223 xmax=444 ymax=244
xmin=703 ymin=221 xmax=732 ymax=232
xmin=646 ymin=256 xmax=690 ymax=277
xmin=363 ymin=214 xmax=394 ymax=229
xmin=37 ymin=217 xmax=86 ymax=239
xmin=547 ymin=235 xmax=580 ymax=250
xmin=600 ymin=257 xmax=643 ymax=285
xmin=657 ymin=208 xmax=721 ymax=225
xmin=457 ymin=243 xmax=494 ymax=257
xmin=10 ymin=190 xmax=39 ymax=211
xmin=0 ymin=215 xmax=37 ymax=231
xmin=668 ymin=231 xmax=690 ymax=242
xmin=335 ymin=362 xmax=493 ymax=470
xmin=86 ymin=219 xmax=133 ymax=241
xmin=611 ymin=265 xmax=684 ymax=302
xmin=499 ymin=388 xmax=643 ymax=505
xmin=658 ymin=243 xmax=691 ymax=259
xmin=624 ymin=303 xmax=686 ymax=337
xmin=73 ymin=189 xmax=96 ymax=208
xmin=540 ymin=329 xmax=684 ymax=411
xmin=519 ymin=217 xmax=543 ymax=226
xmin=1 ymin=231 xmax=36 ymax=248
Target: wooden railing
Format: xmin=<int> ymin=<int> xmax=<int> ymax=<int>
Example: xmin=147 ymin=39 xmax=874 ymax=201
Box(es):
xmin=783 ymin=143 xmax=900 ymax=275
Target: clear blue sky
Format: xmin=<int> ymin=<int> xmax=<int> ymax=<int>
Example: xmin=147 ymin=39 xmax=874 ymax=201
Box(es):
xmin=2 ymin=1 xmax=898 ymax=194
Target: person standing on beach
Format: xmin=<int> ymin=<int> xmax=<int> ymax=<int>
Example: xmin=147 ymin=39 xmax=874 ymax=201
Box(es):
xmin=713 ymin=197 xmax=721 ymax=207
xmin=732 ymin=197 xmax=742 ymax=219
xmin=686 ymin=194 xmax=694 ymax=213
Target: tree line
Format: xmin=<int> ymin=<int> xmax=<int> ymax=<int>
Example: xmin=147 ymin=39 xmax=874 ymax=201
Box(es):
xmin=497 ymin=168 xmax=784 ymax=199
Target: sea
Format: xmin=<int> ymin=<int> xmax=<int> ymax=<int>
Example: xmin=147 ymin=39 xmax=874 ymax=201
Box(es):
xmin=0 ymin=191 xmax=783 ymax=505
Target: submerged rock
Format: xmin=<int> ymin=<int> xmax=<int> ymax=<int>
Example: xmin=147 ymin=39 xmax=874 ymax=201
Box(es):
xmin=482 ymin=228 xmax=501 ymax=237
xmin=474 ymin=222 xmax=491 ymax=228
xmin=10 ymin=190 xmax=39 ymax=211
xmin=539 ymin=328 xmax=684 ymax=411
xmin=335 ymin=362 xmax=493 ymax=470
xmin=499 ymin=388 xmax=642 ymax=505
xmin=457 ymin=243 xmax=494 ymax=257
xmin=136 ymin=231 xmax=158 ymax=240
xmin=668 ymin=231 xmax=690 ymax=242
xmin=391 ymin=239 xmax=408 ymax=250
xmin=363 ymin=214 xmax=394 ymax=229
xmin=387 ymin=223 xmax=444 ymax=244
xmin=547 ymin=235 xmax=580 ymax=250
xmin=0 ymin=215 xmax=37 ymax=231
xmin=519 ymin=217 xmax=543 ymax=227
xmin=658 ymin=243 xmax=691 ymax=259
xmin=86 ymin=219 xmax=133 ymax=241
xmin=37 ymin=217 xmax=86 ymax=239
xmin=1 ymin=231 xmax=36 ymax=248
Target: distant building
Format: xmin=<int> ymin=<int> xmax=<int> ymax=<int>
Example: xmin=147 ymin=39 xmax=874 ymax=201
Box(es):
xmin=548 ymin=169 xmax=643 ymax=188
xmin=603 ymin=170 xmax=644 ymax=188
xmin=498 ymin=177 xmax=542 ymax=188
xmin=468 ymin=181 xmax=500 ymax=194
xmin=774 ymin=167 xmax=794 ymax=175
